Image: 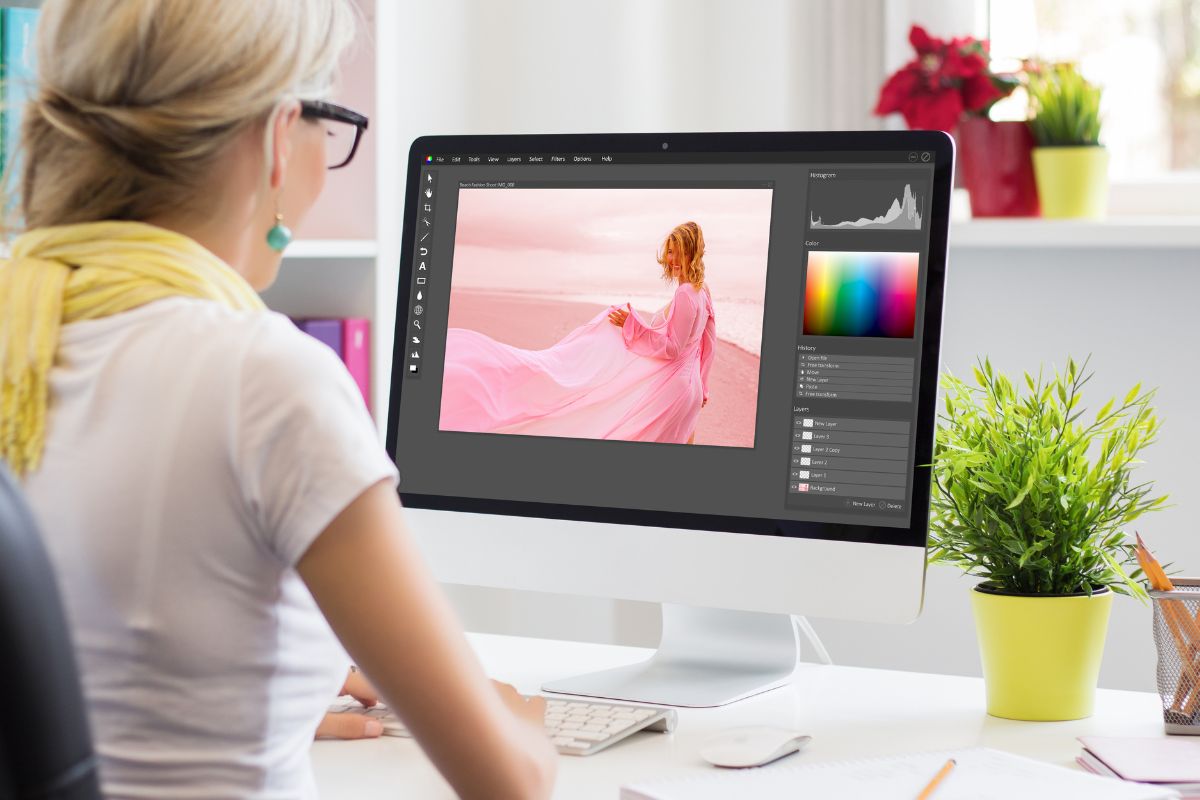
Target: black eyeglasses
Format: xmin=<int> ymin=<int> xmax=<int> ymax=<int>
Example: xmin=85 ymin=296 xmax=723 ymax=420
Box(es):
xmin=300 ymin=100 xmax=369 ymax=170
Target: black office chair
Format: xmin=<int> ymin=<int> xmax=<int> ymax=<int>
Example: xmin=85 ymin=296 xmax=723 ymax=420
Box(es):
xmin=0 ymin=464 xmax=102 ymax=800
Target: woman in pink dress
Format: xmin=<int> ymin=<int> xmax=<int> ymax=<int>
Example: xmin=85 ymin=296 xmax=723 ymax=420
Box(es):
xmin=440 ymin=221 xmax=716 ymax=444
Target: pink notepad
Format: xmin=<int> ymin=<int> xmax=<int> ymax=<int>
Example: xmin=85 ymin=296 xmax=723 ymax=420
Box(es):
xmin=1079 ymin=737 xmax=1200 ymax=783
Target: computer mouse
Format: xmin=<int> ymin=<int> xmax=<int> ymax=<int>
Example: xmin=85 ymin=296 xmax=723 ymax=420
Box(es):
xmin=699 ymin=726 xmax=811 ymax=768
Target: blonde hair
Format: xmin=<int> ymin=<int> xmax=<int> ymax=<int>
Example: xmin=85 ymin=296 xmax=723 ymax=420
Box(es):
xmin=5 ymin=0 xmax=356 ymax=233
xmin=657 ymin=221 xmax=705 ymax=290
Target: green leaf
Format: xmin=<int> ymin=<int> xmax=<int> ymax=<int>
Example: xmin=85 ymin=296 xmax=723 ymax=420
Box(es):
xmin=931 ymin=354 xmax=1166 ymax=596
xmin=1005 ymin=472 xmax=1036 ymax=510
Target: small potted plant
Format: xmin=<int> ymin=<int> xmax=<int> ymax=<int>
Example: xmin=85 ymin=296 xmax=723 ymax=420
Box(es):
xmin=1027 ymin=63 xmax=1108 ymax=218
xmin=930 ymin=357 xmax=1167 ymax=721
xmin=874 ymin=25 xmax=1037 ymax=217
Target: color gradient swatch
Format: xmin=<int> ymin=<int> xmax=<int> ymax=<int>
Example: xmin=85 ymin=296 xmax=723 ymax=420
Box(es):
xmin=803 ymin=251 xmax=919 ymax=338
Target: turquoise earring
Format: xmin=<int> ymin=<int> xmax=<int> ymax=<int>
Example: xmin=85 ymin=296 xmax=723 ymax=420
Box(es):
xmin=266 ymin=211 xmax=292 ymax=252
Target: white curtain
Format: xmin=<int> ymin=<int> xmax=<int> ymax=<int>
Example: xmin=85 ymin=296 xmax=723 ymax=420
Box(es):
xmin=396 ymin=0 xmax=894 ymax=142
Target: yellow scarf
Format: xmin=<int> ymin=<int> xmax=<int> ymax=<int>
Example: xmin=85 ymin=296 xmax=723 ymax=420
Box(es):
xmin=0 ymin=221 xmax=265 ymax=476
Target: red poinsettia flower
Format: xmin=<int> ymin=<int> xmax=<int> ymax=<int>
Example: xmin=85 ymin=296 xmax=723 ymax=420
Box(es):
xmin=874 ymin=25 xmax=1016 ymax=132
xmin=909 ymin=25 xmax=939 ymax=55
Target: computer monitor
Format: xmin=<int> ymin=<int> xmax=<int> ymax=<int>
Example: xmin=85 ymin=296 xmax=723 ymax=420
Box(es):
xmin=386 ymin=131 xmax=953 ymax=707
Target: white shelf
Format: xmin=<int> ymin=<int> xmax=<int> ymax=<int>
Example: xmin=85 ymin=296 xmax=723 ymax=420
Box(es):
xmin=284 ymin=239 xmax=378 ymax=260
xmin=950 ymin=217 xmax=1200 ymax=250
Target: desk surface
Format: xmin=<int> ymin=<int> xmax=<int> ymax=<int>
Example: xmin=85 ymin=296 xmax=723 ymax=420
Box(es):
xmin=312 ymin=633 xmax=1167 ymax=799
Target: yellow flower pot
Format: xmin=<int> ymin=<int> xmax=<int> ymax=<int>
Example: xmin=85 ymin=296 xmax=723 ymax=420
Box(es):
xmin=971 ymin=585 xmax=1113 ymax=721
xmin=1031 ymin=146 xmax=1109 ymax=218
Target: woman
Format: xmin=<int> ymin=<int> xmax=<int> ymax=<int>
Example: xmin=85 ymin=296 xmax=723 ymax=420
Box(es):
xmin=0 ymin=2 xmax=555 ymax=798
xmin=440 ymin=221 xmax=716 ymax=444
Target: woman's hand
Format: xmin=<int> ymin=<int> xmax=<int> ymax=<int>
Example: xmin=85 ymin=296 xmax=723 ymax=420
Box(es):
xmin=491 ymin=680 xmax=547 ymax=730
xmin=342 ymin=666 xmax=379 ymax=707
xmin=315 ymin=711 xmax=383 ymax=740
xmin=315 ymin=667 xmax=384 ymax=740
xmin=608 ymin=307 xmax=629 ymax=328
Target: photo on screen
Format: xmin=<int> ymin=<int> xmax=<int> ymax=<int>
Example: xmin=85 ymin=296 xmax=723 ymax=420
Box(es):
xmin=440 ymin=187 xmax=773 ymax=448
xmin=802 ymin=250 xmax=919 ymax=338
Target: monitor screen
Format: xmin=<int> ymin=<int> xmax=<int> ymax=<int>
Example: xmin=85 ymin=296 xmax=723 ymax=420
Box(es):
xmin=387 ymin=132 xmax=951 ymax=549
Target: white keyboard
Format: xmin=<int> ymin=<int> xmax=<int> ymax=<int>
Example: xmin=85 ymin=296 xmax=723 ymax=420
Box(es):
xmin=327 ymin=695 xmax=677 ymax=756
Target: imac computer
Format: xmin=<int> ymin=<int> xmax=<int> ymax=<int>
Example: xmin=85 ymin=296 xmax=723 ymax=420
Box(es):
xmin=386 ymin=131 xmax=953 ymax=707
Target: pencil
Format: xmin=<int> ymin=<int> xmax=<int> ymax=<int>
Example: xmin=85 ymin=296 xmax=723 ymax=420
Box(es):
xmin=1136 ymin=535 xmax=1200 ymax=715
xmin=915 ymin=758 xmax=955 ymax=800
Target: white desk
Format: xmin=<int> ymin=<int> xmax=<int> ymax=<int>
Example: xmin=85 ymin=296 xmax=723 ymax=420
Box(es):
xmin=312 ymin=633 xmax=1168 ymax=799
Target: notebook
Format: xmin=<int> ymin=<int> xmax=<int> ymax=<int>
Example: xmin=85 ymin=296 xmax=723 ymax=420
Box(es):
xmin=341 ymin=318 xmax=371 ymax=411
xmin=621 ymin=747 xmax=1179 ymax=799
xmin=1079 ymin=737 xmax=1200 ymax=792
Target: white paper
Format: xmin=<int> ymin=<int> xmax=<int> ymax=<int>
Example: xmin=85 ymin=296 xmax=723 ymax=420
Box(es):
xmin=621 ymin=748 xmax=1179 ymax=800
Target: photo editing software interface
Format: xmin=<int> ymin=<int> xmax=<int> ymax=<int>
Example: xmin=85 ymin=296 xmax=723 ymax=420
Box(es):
xmin=393 ymin=149 xmax=936 ymax=531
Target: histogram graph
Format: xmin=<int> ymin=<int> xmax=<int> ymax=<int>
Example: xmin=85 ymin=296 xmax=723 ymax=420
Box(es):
xmin=808 ymin=177 xmax=926 ymax=232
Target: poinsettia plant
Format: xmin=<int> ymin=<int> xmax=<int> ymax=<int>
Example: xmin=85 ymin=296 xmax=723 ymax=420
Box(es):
xmin=875 ymin=25 xmax=1020 ymax=132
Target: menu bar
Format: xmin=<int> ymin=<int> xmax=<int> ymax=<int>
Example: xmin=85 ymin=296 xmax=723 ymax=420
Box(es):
xmin=422 ymin=151 xmax=934 ymax=166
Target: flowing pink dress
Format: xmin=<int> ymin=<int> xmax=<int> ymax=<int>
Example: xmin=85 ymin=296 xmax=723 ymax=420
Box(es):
xmin=440 ymin=283 xmax=716 ymax=443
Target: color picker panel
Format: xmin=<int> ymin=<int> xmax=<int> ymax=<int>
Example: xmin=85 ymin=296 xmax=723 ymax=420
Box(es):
xmin=803 ymin=251 xmax=919 ymax=338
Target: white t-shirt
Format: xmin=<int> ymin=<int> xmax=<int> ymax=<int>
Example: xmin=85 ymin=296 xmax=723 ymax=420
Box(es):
xmin=22 ymin=297 xmax=398 ymax=799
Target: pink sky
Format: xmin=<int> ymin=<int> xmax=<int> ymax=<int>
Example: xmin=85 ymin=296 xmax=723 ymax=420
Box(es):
xmin=450 ymin=188 xmax=774 ymax=304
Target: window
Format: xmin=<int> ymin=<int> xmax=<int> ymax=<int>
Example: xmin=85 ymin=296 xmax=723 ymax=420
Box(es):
xmin=988 ymin=0 xmax=1200 ymax=180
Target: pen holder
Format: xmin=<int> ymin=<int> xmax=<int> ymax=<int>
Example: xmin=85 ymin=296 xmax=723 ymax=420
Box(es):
xmin=1150 ymin=578 xmax=1200 ymax=735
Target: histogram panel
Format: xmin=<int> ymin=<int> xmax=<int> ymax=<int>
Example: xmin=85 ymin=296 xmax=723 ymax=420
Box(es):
xmin=808 ymin=177 xmax=927 ymax=232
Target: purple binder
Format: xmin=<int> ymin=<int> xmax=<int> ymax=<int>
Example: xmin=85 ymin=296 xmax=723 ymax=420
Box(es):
xmin=297 ymin=319 xmax=343 ymax=356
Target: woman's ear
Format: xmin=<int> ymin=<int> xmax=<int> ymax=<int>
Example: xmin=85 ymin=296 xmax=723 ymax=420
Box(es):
xmin=268 ymin=100 xmax=302 ymax=190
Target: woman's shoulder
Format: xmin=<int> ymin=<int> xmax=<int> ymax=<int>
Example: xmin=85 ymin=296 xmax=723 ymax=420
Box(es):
xmin=161 ymin=299 xmax=332 ymax=364
xmin=135 ymin=299 xmax=346 ymax=393
xmin=239 ymin=309 xmax=349 ymax=388
xmin=674 ymin=282 xmax=711 ymax=304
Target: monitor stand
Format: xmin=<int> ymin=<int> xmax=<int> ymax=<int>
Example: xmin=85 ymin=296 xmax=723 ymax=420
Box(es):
xmin=541 ymin=603 xmax=800 ymax=708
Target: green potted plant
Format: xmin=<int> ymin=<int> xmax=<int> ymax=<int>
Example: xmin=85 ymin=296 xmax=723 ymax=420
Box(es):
xmin=1027 ymin=63 xmax=1108 ymax=218
xmin=930 ymin=357 xmax=1167 ymax=721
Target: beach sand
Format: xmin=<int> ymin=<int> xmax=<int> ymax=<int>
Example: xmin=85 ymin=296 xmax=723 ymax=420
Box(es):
xmin=446 ymin=290 xmax=760 ymax=448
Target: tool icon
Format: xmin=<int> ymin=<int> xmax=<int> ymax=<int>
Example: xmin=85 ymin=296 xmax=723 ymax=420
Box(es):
xmin=411 ymin=351 xmax=420 ymax=359
xmin=426 ymin=174 xmax=433 ymax=183
xmin=416 ymin=291 xmax=423 ymax=301
xmin=422 ymin=217 xmax=431 ymax=227
xmin=419 ymin=247 xmax=428 ymax=256
xmin=413 ymin=319 xmax=421 ymax=330
xmin=412 ymin=336 xmax=421 ymax=344
xmin=414 ymin=304 xmax=423 ymax=315
xmin=425 ymin=188 xmax=433 ymax=199
xmin=416 ymin=276 xmax=426 ymax=284
xmin=418 ymin=262 xmax=426 ymax=270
